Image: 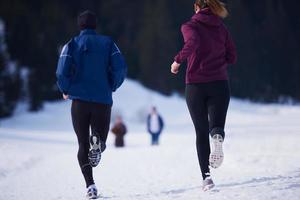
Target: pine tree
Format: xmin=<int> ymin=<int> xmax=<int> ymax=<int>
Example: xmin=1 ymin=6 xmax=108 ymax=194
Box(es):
xmin=0 ymin=19 xmax=20 ymax=118
xmin=137 ymin=0 xmax=178 ymax=94
xmin=226 ymin=0 xmax=300 ymax=101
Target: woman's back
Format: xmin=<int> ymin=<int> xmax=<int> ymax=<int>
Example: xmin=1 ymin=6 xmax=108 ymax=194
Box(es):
xmin=175 ymin=8 xmax=236 ymax=83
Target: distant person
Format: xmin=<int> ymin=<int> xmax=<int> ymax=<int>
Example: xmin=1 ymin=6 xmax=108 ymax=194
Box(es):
xmin=56 ymin=10 xmax=127 ymax=199
xmin=171 ymin=0 xmax=237 ymax=191
xmin=147 ymin=107 xmax=164 ymax=145
xmin=111 ymin=116 xmax=127 ymax=147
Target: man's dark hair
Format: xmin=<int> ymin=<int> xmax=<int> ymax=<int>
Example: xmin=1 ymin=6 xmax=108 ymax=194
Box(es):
xmin=78 ymin=10 xmax=97 ymax=30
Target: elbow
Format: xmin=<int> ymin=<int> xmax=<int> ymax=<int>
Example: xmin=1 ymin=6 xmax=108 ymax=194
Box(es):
xmin=56 ymin=69 xmax=63 ymax=79
xmin=229 ymin=56 xmax=237 ymax=65
xmin=110 ymin=70 xmax=126 ymax=91
xmin=226 ymin=53 xmax=237 ymax=65
xmin=227 ymin=59 xmax=236 ymax=65
xmin=232 ymin=55 xmax=238 ymax=64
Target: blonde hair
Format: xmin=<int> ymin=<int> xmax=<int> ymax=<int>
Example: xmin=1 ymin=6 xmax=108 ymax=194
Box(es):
xmin=195 ymin=0 xmax=228 ymax=18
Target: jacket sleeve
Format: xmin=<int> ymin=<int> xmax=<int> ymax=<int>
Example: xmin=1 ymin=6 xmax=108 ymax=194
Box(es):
xmin=122 ymin=124 xmax=127 ymax=135
xmin=109 ymin=41 xmax=127 ymax=92
xmin=159 ymin=115 xmax=164 ymax=132
xmin=146 ymin=115 xmax=151 ymax=133
xmin=174 ymin=24 xmax=199 ymax=64
xmin=225 ymin=30 xmax=237 ymax=65
xmin=56 ymin=40 xmax=74 ymax=94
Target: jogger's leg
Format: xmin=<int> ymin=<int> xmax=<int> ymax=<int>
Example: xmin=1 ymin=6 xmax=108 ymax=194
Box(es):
xmin=186 ymin=84 xmax=210 ymax=180
xmin=71 ymin=100 xmax=94 ymax=188
xmin=206 ymin=81 xmax=230 ymax=168
xmin=207 ymin=81 xmax=230 ymax=138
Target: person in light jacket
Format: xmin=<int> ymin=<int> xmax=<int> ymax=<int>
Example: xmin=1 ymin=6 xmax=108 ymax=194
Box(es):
xmin=147 ymin=107 xmax=164 ymax=145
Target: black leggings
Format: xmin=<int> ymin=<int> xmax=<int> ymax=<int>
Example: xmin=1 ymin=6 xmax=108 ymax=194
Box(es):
xmin=71 ymin=100 xmax=111 ymax=188
xmin=185 ymin=80 xmax=230 ymax=180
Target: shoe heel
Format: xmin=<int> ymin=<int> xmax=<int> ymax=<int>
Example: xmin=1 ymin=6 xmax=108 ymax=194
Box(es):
xmin=90 ymin=135 xmax=101 ymax=150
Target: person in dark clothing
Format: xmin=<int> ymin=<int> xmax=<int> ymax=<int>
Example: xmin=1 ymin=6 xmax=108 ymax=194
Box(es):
xmin=171 ymin=0 xmax=237 ymax=191
xmin=147 ymin=107 xmax=164 ymax=145
xmin=111 ymin=116 xmax=127 ymax=147
xmin=56 ymin=10 xmax=127 ymax=199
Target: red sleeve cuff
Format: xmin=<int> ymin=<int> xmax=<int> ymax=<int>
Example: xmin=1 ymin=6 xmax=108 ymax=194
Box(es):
xmin=174 ymin=55 xmax=182 ymax=64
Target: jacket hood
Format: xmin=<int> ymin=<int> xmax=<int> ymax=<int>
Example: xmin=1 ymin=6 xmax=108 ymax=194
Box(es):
xmin=191 ymin=8 xmax=222 ymax=27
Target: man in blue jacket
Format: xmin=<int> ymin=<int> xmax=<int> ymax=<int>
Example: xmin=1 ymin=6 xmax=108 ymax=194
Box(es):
xmin=56 ymin=10 xmax=127 ymax=199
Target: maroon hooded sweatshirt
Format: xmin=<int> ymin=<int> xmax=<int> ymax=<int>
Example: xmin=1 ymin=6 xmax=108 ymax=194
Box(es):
xmin=174 ymin=8 xmax=237 ymax=84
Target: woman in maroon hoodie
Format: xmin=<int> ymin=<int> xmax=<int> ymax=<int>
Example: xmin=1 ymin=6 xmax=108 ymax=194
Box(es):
xmin=171 ymin=0 xmax=237 ymax=191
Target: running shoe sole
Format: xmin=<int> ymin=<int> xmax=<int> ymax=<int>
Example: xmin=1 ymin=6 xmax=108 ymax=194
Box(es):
xmin=209 ymin=134 xmax=224 ymax=169
xmin=88 ymin=135 xmax=102 ymax=167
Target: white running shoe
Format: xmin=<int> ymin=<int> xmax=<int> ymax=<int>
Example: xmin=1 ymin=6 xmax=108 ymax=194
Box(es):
xmin=202 ymin=176 xmax=215 ymax=191
xmin=209 ymin=134 xmax=224 ymax=169
xmin=86 ymin=184 xmax=99 ymax=199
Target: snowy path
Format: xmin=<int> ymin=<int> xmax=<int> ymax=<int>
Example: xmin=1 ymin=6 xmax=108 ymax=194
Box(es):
xmin=0 ymin=128 xmax=299 ymax=200
xmin=0 ymin=124 xmax=300 ymax=200
xmin=0 ymin=80 xmax=300 ymax=199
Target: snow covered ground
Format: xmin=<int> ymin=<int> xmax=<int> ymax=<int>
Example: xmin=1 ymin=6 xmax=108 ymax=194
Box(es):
xmin=0 ymin=79 xmax=299 ymax=200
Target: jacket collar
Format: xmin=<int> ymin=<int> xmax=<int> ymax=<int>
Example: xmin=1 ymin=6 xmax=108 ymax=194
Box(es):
xmin=80 ymin=29 xmax=97 ymax=36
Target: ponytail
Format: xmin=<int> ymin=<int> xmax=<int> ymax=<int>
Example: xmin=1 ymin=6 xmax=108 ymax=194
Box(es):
xmin=195 ymin=0 xmax=228 ymax=18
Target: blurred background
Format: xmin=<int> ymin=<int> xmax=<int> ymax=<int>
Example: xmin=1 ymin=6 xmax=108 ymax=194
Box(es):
xmin=0 ymin=0 xmax=299 ymax=118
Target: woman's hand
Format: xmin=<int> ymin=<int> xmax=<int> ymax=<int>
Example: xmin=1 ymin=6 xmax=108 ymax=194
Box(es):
xmin=63 ymin=94 xmax=69 ymax=100
xmin=171 ymin=61 xmax=181 ymax=74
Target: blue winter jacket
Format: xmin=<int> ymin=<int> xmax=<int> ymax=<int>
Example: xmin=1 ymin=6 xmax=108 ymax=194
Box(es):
xmin=56 ymin=29 xmax=127 ymax=105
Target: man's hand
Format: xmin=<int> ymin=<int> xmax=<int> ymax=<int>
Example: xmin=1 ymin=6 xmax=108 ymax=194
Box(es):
xmin=171 ymin=61 xmax=181 ymax=74
xmin=63 ymin=94 xmax=69 ymax=100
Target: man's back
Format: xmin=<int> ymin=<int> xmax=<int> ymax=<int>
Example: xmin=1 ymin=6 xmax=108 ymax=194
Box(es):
xmin=71 ymin=29 xmax=114 ymax=104
xmin=57 ymin=29 xmax=127 ymax=105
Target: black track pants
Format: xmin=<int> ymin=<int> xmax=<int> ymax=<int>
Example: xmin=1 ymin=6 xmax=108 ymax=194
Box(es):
xmin=185 ymin=80 xmax=230 ymax=180
xmin=71 ymin=100 xmax=111 ymax=188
